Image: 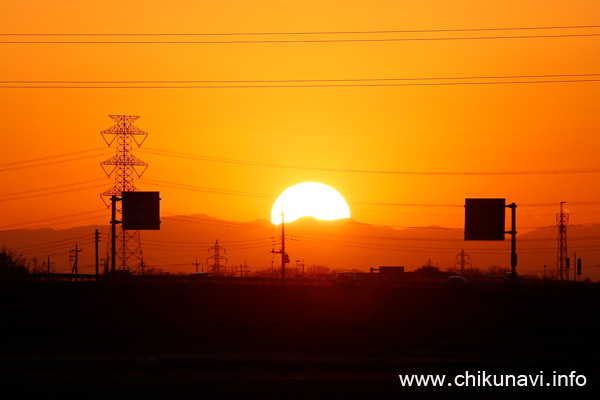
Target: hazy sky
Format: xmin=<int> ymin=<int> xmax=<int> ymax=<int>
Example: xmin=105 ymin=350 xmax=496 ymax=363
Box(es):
xmin=1 ymin=1 xmax=599 ymax=231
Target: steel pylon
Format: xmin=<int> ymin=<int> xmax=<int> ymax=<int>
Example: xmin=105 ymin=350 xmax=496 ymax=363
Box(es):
xmin=100 ymin=115 xmax=148 ymax=272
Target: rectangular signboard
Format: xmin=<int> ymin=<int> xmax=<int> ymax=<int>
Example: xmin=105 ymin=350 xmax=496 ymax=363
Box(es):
xmin=464 ymin=198 xmax=505 ymax=241
xmin=122 ymin=191 xmax=161 ymax=230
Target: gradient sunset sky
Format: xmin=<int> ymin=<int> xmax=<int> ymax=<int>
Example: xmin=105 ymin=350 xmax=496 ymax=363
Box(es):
xmin=1 ymin=1 xmax=599 ymax=232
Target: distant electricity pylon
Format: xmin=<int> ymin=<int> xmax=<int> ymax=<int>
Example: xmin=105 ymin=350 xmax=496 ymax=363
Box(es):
xmin=454 ymin=249 xmax=472 ymax=275
xmin=69 ymin=242 xmax=81 ymax=280
xmin=556 ymin=201 xmax=569 ymax=281
xmin=100 ymin=115 xmax=148 ymax=272
xmin=207 ymin=240 xmax=227 ymax=275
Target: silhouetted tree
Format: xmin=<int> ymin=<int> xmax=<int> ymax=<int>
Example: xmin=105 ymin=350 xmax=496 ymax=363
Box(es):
xmin=0 ymin=247 xmax=28 ymax=276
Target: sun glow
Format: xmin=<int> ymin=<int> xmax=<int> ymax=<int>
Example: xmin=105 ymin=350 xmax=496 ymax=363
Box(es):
xmin=271 ymin=182 xmax=351 ymax=225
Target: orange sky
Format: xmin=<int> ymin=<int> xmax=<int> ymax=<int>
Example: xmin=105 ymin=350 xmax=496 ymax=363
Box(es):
xmin=1 ymin=1 xmax=600 ymax=233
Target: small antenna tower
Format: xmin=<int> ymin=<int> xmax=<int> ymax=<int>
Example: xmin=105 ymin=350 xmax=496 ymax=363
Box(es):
xmin=454 ymin=249 xmax=472 ymax=275
xmin=207 ymin=240 xmax=227 ymax=275
xmin=100 ymin=115 xmax=148 ymax=272
xmin=557 ymin=201 xmax=569 ymax=280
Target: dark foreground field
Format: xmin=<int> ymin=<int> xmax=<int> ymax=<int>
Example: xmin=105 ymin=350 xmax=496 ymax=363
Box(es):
xmin=0 ymin=279 xmax=598 ymax=398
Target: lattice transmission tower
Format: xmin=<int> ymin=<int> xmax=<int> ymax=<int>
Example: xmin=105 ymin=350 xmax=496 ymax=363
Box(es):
xmin=207 ymin=240 xmax=227 ymax=275
xmin=100 ymin=115 xmax=148 ymax=272
xmin=556 ymin=201 xmax=569 ymax=281
xmin=454 ymin=249 xmax=472 ymax=275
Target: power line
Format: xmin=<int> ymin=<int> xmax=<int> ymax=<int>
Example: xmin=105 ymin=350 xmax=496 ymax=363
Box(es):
xmin=161 ymin=213 xmax=271 ymax=231
xmin=295 ymin=233 xmax=600 ymax=255
xmin=3 ymin=215 xmax=107 ymax=231
xmin=144 ymin=176 xmax=600 ymax=212
xmin=351 ymin=201 xmax=600 ymax=208
xmin=0 ymin=209 xmax=106 ymax=230
xmin=519 ymin=201 xmax=600 ymax=207
xmin=0 ymin=148 xmax=106 ymax=167
xmin=142 ymin=245 xmax=205 ymax=253
xmin=143 ymin=241 xmax=273 ymax=252
xmin=0 ymin=179 xmax=106 ymax=198
xmin=3 ymin=73 xmax=600 ymax=84
xmin=0 ymin=183 xmax=107 ymax=202
xmin=27 ymin=243 xmax=94 ymax=257
xmin=226 ymin=243 xmax=274 ymax=251
xmin=352 ymin=201 xmax=463 ymax=208
xmin=0 ymin=152 xmax=110 ymax=172
xmin=353 ymin=207 xmax=461 ymax=217
xmin=288 ymin=230 xmax=600 ymax=244
xmin=142 ymin=237 xmax=274 ymax=246
xmin=3 ymin=25 xmax=600 ymax=36
xmin=10 ymin=234 xmax=92 ymax=251
xmin=4 ymin=79 xmax=600 ymax=89
xmin=142 ymin=179 xmax=273 ymax=199
xmin=3 ymin=33 xmax=600 ymax=44
xmin=140 ymin=147 xmax=600 ymax=176
xmin=142 ymin=262 xmax=193 ymax=268
xmin=142 ymin=239 xmax=274 ymax=251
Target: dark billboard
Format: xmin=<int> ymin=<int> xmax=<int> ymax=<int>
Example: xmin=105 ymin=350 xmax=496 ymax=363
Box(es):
xmin=464 ymin=198 xmax=505 ymax=241
xmin=122 ymin=191 xmax=160 ymax=230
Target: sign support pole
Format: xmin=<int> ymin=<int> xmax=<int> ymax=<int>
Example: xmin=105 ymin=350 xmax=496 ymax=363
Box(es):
xmin=110 ymin=195 xmax=121 ymax=274
xmin=506 ymin=203 xmax=517 ymax=280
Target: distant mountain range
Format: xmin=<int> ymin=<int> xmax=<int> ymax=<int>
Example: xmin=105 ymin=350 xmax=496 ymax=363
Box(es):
xmin=1 ymin=214 xmax=599 ymax=281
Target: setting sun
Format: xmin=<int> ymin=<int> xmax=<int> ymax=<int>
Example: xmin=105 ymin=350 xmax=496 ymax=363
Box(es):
xmin=271 ymin=182 xmax=351 ymax=225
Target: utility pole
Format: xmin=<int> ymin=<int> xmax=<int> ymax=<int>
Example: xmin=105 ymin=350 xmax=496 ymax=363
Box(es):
xmin=45 ymin=255 xmax=55 ymax=278
xmin=192 ymin=258 xmax=202 ymax=273
xmin=271 ymin=211 xmax=289 ymax=284
xmin=557 ymin=202 xmax=568 ymax=281
xmin=239 ymin=261 xmax=248 ymax=278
